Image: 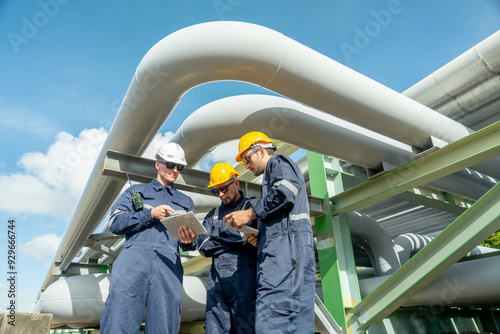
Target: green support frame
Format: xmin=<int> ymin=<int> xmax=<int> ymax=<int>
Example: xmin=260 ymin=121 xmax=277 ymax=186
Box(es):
xmin=307 ymin=152 xmax=361 ymax=329
xmin=307 ymin=121 xmax=500 ymax=333
xmin=340 ymin=121 xmax=500 ymax=332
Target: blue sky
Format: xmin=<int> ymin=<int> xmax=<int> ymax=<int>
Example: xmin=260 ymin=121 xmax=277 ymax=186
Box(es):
xmin=0 ymin=0 xmax=499 ymax=313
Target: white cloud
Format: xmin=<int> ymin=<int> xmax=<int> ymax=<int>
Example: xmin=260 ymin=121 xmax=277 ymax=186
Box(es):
xmin=0 ymin=128 xmax=108 ymax=219
xmin=21 ymin=233 xmax=62 ymax=261
xmin=0 ymin=128 xmax=182 ymax=220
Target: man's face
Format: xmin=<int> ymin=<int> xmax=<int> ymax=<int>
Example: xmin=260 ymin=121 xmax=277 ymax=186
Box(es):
xmin=213 ymin=179 xmax=240 ymax=205
xmin=155 ymin=160 xmax=181 ymax=186
xmin=242 ymin=147 xmax=265 ymax=176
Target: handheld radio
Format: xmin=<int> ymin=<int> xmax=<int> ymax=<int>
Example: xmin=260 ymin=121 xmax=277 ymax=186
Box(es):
xmin=126 ymin=173 xmax=143 ymax=211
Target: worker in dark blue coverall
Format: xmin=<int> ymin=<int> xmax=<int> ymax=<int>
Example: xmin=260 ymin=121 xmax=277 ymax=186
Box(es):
xmin=100 ymin=142 xmax=198 ymax=334
xmin=198 ymin=162 xmax=258 ymax=334
xmin=225 ymin=132 xmax=316 ymax=334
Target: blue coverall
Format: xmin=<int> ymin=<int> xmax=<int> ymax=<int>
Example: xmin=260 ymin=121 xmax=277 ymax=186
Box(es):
xmin=198 ymin=191 xmax=257 ymax=334
xmin=249 ymin=155 xmax=316 ymax=333
xmin=100 ymin=178 xmax=195 ymax=334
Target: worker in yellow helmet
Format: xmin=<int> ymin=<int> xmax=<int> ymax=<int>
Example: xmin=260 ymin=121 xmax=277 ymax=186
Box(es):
xmin=197 ymin=162 xmax=258 ymax=333
xmin=226 ymin=131 xmax=315 ymax=333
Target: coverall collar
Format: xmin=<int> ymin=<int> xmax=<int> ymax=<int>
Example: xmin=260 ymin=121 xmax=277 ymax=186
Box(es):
xmin=152 ymin=178 xmax=175 ymax=195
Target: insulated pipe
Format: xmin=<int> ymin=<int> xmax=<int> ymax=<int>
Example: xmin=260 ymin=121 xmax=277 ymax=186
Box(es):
xmin=171 ymin=94 xmax=414 ymax=170
xmin=37 ymin=254 xmax=500 ymax=329
xmin=40 ymin=21 xmax=499 ymax=295
xmin=348 ymin=212 xmax=401 ymax=276
xmin=394 ymin=232 xmax=499 ymax=266
xmin=35 ymin=274 xmax=207 ymax=329
xmin=358 ymin=256 xmax=500 ymax=307
xmin=403 ymin=30 xmax=500 ymax=128
xmin=394 ymin=233 xmax=433 ymax=265
xmin=171 ymin=94 xmax=496 ymax=200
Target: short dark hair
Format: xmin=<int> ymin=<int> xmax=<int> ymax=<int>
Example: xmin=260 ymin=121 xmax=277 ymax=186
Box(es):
xmin=264 ymin=147 xmax=276 ymax=156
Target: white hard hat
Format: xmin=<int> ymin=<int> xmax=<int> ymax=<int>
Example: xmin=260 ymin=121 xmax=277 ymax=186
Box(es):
xmin=155 ymin=143 xmax=187 ymax=165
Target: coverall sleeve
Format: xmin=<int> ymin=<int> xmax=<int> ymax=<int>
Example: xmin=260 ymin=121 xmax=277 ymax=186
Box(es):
xmin=109 ymin=187 xmax=154 ymax=235
xmin=197 ymin=210 xmax=224 ymax=257
xmin=251 ymin=157 xmax=301 ymax=221
xmin=197 ymin=210 xmax=247 ymax=257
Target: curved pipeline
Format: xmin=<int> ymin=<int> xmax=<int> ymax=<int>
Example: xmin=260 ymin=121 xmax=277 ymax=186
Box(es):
xmin=171 ymin=94 xmax=496 ymax=200
xmin=40 ymin=21 xmax=499 ymax=296
xmin=172 ymin=94 xmax=414 ymax=170
xmin=348 ymin=212 xmax=400 ymax=275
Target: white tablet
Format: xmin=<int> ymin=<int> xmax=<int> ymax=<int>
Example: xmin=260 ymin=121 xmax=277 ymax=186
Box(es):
xmin=160 ymin=212 xmax=207 ymax=240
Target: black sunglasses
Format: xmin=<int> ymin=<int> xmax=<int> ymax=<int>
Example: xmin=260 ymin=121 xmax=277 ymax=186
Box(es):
xmin=211 ymin=180 xmax=236 ymax=196
xmin=243 ymin=148 xmax=260 ymax=164
xmin=158 ymin=161 xmax=185 ymax=171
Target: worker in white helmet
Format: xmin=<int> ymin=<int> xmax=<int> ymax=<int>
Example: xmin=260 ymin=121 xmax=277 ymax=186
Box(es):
xmin=100 ymin=142 xmax=198 ymax=334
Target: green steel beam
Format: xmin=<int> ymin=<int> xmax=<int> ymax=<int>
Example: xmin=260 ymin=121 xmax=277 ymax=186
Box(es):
xmin=331 ymin=121 xmax=500 ymax=215
xmin=307 ymin=152 xmax=360 ymax=328
xmin=330 ymin=169 xmax=473 ymax=215
xmin=392 ymin=190 xmax=471 ymax=215
xmin=347 ymin=179 xmax=500 ymax=331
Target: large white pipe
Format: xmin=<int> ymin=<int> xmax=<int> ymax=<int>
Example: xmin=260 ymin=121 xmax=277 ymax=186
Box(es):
xmin=172 ymin=94 xmax=414 ymax=170
xmin=40 ymin=21 xmax=499 ymax=296
xmin=171 ymin=94 xmax=496 ymax=200
xmin=403 ymin=30 xmax=500 ymax=129
xmin=359 ymin=256 xmax=500 ymax=307
xmin=35 ymin=274 xmax=207 ymax=329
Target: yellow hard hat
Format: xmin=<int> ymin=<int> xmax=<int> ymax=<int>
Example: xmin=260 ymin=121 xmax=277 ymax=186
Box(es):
xmin=235 ymin=131 xmax=275 ymax=162
xmin=207 ymin=163 xmax=240 ymax=188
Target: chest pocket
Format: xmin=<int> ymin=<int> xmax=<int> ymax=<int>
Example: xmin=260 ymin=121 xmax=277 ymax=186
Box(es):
xmin=171 ymin=198 xmax=190 ymax=215
xmin=139 ymin=192 xmax=156 ymax=210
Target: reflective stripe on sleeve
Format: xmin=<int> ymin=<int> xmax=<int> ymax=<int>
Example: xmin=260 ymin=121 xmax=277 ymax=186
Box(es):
xmin=290 ymin=213 xmax=310 ymax=222
xmin=198 ymin=237 xmax=210 ymax=257
xmin=273 ymin=179 xmax=299 ymax=196
xmin=109 ymin=209 xmax=126 ymax=225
